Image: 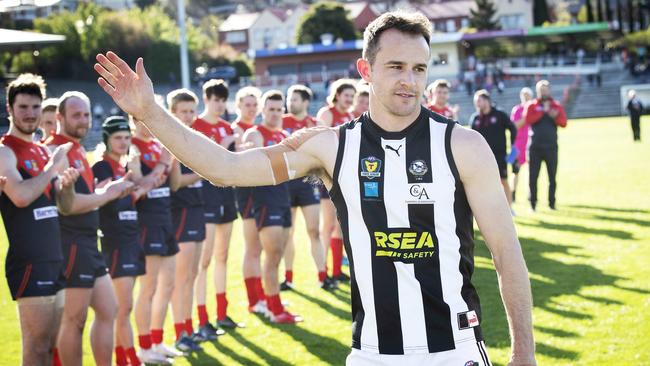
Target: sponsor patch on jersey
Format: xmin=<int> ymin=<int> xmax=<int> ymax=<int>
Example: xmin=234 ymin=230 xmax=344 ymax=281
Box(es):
xmin=118 ymin=211 xmax=138 ymax=221
xmin=188 ymin=180 xmax=203 ymax=188
xmin=147 ymin=187 xmax=170 ymax=199
xmin=457 ymin=310 xmax=480 ymax=330
xmin=122 ymin=264 xmax=136 ymax=269
xmin=360 ymin=156 xmax=381 ymax=179
xmin=36 ymin=281 xmax=54 ymax=287
xmin=204 ymin=212 xmax=216 ymax=218
xmin=79 ymin=274 xmax=94 ymax=281
xmin=364 ymin=182 xmax=379 ymax=198
xmin=373 ymin=230 xmax=436 ymax=262
xmin=406 ymin=184 xmax=435 ymax=204
xmin=408 ymin=160 xmax=428 ymax=180
xmin=149 ymin=243 xmax=163 ymax=248
xmin=33 ymin=206 xmax=59 ymax=221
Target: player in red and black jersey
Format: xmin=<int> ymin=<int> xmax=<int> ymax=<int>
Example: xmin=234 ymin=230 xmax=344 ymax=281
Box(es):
xmin=426 ymin=79 xmax=459 ymax=121
xmin=316 ymin=79 xmax=356 ymax=283
xmin=243 ymin=90 xmax=301 ymax=324
xmin=0 ymin=74 xmax=78 ymax=366
xmin=92 ymin=116 xmax=164 ymax=366
xmin=280 ymin=85 xmax=335 ymax=291
xmin=47 ymin=91 xmax=134 ymax=366
xmin=350 ymin=82 xmax=369 ymax=119
xmin=192 ymin=80 xmax=243 ymax=336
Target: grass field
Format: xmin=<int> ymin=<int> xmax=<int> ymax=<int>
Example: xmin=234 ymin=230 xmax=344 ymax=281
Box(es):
xmin=1 ymin=116 xmax=649 ymax=365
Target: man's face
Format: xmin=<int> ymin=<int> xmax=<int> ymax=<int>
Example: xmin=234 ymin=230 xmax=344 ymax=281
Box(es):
xmin=336 ymin=88 xmax=356 ymax=110
xmin=262 ymin=99 xmax=284 ymax=128
xmin=108 ymin=131 xmax=131 ymax=156
xmin=366 ymin=29 xmax=429 ymax=117
xmin=8 ymin=94 xmax=42 ymax=135
xmin=474 ymin=95 xmax=489 ymax=113
xmin=433 ymin=86 xmax=449 ymax=105
xmin=238 ymin=95 xmax=258 ymax=122
xmin=521 ymin=91 xmax=533 ymax=103
xmin=205 ymin=95 xmax=226 ymax=117
xmin=172 ymin=100 xmax=196 ymax=126
xmin=60 ymin=97 xmax=91 ymax=139
xmin=288 ymin=92 xmax=308 ymax=115
xmin=537 ymin=85 xmax=551 ymax=100
xmin=353 ymin=94 xmax=369 ymax=114
xmin=40 ymin=110 xmax=57 ymax=138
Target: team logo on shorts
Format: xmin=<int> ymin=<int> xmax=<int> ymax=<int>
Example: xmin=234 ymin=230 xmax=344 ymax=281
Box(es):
xmin=408 ymin=160 xmax=428 ymax=180
xmin=360 ymin=156 xmax=381 ymax=179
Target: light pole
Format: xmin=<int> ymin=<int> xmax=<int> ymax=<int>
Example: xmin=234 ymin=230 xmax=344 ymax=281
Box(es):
xmin=177 ymin=0 xmax=190 ymax=88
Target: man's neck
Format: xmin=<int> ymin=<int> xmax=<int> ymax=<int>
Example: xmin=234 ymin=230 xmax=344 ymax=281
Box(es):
xmin=134 ymin=134 xmax=152 ymax=142
xmin=261 ymin=121 xmax=281 ymax=131
xmin=433 ymin=101 xmax=446 ymax=109
xmin=289 ymin=111 xmax=307 ymax=120
xmin=7 ymin=125 xmax=34 ymax=142
xmin=199 ymin=111 xmax=221 ymax=124
xmin=368 ymin=102 xmax=420 ymax=132
xmin=107 ymin=151 xmax=122 ymax=163
xmin=60 ymin=131 xmax=80 ymax=144
xmin=334 ymin=104 xmax=348 ymax=114
xmin=480 ymin=107 xmax=491 ymax=115
xmin=237 ymin=117 xmax=253 ymax=126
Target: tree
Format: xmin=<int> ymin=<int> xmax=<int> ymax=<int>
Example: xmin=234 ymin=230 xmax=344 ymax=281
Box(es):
xmin=295 ymin=1 xmax=358 ymax=45
xmin=469 ymin=0 xmax=501 ymax=30
xmin=533 ymin=0 xmax=551 ymax=25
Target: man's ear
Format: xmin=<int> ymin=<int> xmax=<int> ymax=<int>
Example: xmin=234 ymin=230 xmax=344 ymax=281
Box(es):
xmin=357 ymin=58 xmax=371 ymax=82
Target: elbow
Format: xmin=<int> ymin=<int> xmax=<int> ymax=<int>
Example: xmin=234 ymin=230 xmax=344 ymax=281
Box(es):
xmin=13 ymin=194 xmax=32 ymax=208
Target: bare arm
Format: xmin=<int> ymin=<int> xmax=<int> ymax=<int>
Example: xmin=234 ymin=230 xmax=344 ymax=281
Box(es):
xmin=316 ymin=107 xmax=333 ymax=127
xmin=64 ymin=174 xmax=134 ymax=215
xmin=451 ymin=127 xmax=536 ymax=366
xmin=54 ymin=167 xmax=79 ymax=215
xmin=94 ymin=52 xmax=330 ymax=187
xmin=0 ymin=144 xmax=71 ymax=208
xmin=169 ymin=160 xmax=201 ymax=192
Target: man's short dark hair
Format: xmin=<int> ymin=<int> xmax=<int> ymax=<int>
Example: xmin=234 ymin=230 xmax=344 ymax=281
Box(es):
xmin=166 ymin=88 xmax=198 ymax=112
xmin=42 ymin=98 xmax=59 ymax=113
xmin=6 ymin=73 xmax=46 ymax=108
xmin=474 ymin=89 xmax=491 ymax=101
xmin=261 ymin=90 xmax=284 ymax=106
xmin=287 ymin=85 xmax=313 ymax=102
xmin=362 ymin=11 xmax=432 ymax=65
xmin=203 ymin=79 xmax=229 ymax=101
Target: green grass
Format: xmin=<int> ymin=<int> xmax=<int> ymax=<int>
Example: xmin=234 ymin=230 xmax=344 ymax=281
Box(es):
xmin=1 ymin=116 xmax=649 ymax=365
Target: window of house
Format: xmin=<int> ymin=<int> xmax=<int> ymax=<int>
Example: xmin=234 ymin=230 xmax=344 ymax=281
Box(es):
xmin=225 ymin=31 xmax=246 ymax=44
xmin=431 ymin=53 xmax=449 ymax=66
xmin=446 ymin=20 xmax=456 ymax=32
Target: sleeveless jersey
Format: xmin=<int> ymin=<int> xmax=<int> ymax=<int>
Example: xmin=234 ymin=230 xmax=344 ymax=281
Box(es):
xmin=231 ymin=120 xmax=254 ymax=133
xmin=0 ymin=135 xmax=63 ymax=272
xmin=428 ymin=104 xmax=455 ymax=120
xmin=92 ymin=157 xmax=138 ymax=248
xmin=232 ymin=120 xmax=256 ymax=204
xmin=329 ymin=105 xmax=354 ymax=127
xmin=191 ymin=117 xmax=236 ymax=207
xmin=251 ymin=124 xmax=290 ymax=207
xmin=329 ymin=106 xmax=481 ymax=355
xmin=282 ymin=114 xmax=316 ymax=134
xmin=171 ymin=163 xmax=204 ymax=209
xmin=46 ymin=134 xmax=99 ymax=239
xmin=131 ymin=137 xmax=172 ymax=226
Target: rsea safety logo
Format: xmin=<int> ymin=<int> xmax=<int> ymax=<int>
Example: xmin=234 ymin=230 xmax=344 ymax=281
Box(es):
xmin=360 ymin=156 xmax=381 ymax=179
xmin=373 ymin=231 xmax=436 ymax=262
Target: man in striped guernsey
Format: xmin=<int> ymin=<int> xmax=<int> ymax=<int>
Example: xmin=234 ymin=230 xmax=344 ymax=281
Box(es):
xmin=95 ymin=10 xmax=535 ymax=366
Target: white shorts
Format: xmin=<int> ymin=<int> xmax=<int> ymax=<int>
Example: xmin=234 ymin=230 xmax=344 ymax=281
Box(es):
xmin=346 ymin=341 xmax=492 ymax=366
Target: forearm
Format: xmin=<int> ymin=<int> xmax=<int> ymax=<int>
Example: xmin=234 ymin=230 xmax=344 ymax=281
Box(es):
xmin=176 ymin=173 xmax=201 ymax=190
xmin=56 ymin=184 xmax=76 ymax=215
xmin=494 ymin=247 xmax=536 ymax=362
xmin=12 ymin=171 xmax=56 ymax=207
xmin=65 ymin=192 xmax=112 ymax=215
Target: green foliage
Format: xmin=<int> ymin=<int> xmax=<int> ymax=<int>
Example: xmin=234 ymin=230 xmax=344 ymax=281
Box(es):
xmin=469 ymin=0 xmax=501 ymax=30
xmin=295 ymin=1 xmax=358 ymax=44
xmin=10 ymin=51 xmax=37 ymax=73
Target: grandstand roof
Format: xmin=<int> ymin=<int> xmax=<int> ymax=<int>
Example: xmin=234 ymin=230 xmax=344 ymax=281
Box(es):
xmin=0 ymin=28 xmax=65 ymax=50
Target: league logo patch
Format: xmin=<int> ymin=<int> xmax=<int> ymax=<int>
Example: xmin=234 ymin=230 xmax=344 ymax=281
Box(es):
xmin=360 ymin=156 xmax=381 ymax=179
xmin=364 ymin=182 xmax=379 ymax=197
xmin=408 ymin=160 xmax=428 ymax=180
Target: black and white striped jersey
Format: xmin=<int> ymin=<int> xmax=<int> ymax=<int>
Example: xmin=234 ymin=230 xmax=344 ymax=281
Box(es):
xmin=329 ymin=106 xmax=483 ymax=355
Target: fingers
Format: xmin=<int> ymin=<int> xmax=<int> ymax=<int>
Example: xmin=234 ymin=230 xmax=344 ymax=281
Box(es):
xmin=96 ymin=53 xmax=123 ymax=77
xmin=97 ymin=78 xmax=116 ymax=97
xmin=123 ymin=170 xmax=133 ymax=181
xmin=56 ymin=142 xmax=73 ymax=154
xmin=107 ymin=51 xmax=134 ymax=77
xmin=93 ymin=63 xmax=119 ymax=87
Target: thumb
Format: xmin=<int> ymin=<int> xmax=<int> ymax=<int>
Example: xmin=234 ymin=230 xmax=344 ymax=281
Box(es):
xmin=136 ymin=58 xmax=148 ymax=80
xmin=123 ymin=170 xmax=133 ymax=181
xmin=57 ymin=142 xmax=73 ymax=154
xmin=96 ymin=177 xmax=112 ymax=189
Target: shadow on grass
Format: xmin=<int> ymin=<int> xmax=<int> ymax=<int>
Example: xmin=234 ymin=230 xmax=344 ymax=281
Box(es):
xmin=567 ymin=204 xmax=650 ymax=215
xmin=535 ymin=325 xmax=579 ymax=338
xmin=275 ymin=322 xmax=350 ymax=365
xmin=184 ymin=339 xmax=264 ymax=366
xmin=292 ymin=289 xmax=351 ymax=321
xmin=228 ymin=331 xmax=293 ymax=366
xmin=517 ymin=220 xmax=634 ymax=240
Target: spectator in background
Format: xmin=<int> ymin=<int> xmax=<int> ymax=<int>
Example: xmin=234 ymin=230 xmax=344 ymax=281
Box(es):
xmin=510 ymin=87 xmax=534 ymax=203
xmin=627 ymin=89 xmax=643 ymax=141
xmin=426 ymin=79 xmax=459 ymax=121
xmin=350 ymin=82 xmax=369 ymax=118
xmin=524 ymin=80 xmax=567 ymax=211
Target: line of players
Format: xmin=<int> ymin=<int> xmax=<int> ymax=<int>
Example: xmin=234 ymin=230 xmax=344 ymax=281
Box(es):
xmin=0 ymin=73 xmax=370 ymax=366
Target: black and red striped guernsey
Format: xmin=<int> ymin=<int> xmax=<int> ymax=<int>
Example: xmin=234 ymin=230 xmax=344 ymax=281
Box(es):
xmin=92 ymin=156 xmax=138 ymax=249
xmin=282 ymin=114 xmax=316 ymax=134
xmin=46 ymin=134 xmax=99 ymax=237
xmin=0 ymin=135 xmax=63 ymax=272
xmin=251 ymin=125 xmax=290 ymax=207
xmin=131 ymin=137 xmax=172 ymax=226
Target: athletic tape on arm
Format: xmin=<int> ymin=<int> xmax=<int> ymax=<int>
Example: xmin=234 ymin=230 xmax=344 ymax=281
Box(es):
xmin=262 ymin=127 xmax=331 ymax=185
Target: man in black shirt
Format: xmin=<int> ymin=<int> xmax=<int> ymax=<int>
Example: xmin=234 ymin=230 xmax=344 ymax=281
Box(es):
xmin=470 ymin=89 xmax=517 ymax=209
xmin=627 ymin=89 xmax=643 ymax=141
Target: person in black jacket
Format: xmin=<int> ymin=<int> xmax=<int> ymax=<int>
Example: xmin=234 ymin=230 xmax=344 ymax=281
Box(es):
xmin=627 ymin=90 xmax=643 ymax=141
xmin=470 ymin=89 xmax=517 ymax=209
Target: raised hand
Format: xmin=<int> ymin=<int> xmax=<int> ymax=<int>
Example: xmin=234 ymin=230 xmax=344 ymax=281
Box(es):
xmin=58 ymin=167 xmax=79 ymax=191
xmin=46 ymin=142 xmax=72 ymax=176
xmin=94 ymin=52 xmax=157 ymax=122
xmin=105 ymin=171 xmax=135 ymax=200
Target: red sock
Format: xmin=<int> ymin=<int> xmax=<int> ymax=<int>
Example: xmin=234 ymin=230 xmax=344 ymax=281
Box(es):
xmin=255 ymin=277 xmax=266 ymax=302
xmin=266 ymin=294 xmax=284 ymax=315
xmin=216 ymin=293 xmax=228 ymax=321
xmin=115 ymin=346 xmax=128 ymax=366
xmin=318 ymin=271 xmax=327 ymax=283
xmin=151 ymin=329 xmax=163 ymax=345
xmin=126 ymin=347 xmax=141 ymax=366
xmin=138 ymin=334 xmax=152 ymax=350
xmin=52 ymin=347 xmax=62 ymax=366
xmin=174 ymin=322 xmax=185 ymax=340
xmin=184 ymin=318 xmax=193 ymax=336
xmin=331 ymin=238 xmax=343 ymax=277
xmin=244 ymin=277 xmax=258 ymax=307
xmin=197 ymin=304 xmax=209 ymax=326
xmin=285 ymin=270 xmax=293 ymax=283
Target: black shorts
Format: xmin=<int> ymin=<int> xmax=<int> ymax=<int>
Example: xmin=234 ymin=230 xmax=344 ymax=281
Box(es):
xmin=512 ymin=159 xmax=521 ymax=174
xmin=172 ymin=207 xmax=206 ymax=243
xmin=319 ymin=184 xmax=330 ymax=201
xmin=289 ymin=179 xmax=320 ymax=207
xmin=496 ymin=154 xmax=508 ymax=179
xmin=204 ymin=204 xmax=238 ymax=224
xmin=254 ymin=206 xmax=291 ymax=230
xmin=61 ymin=236 xmax=108 ymax=288
xmin=139 ymin=223 xmax=179 ymax=257
xmin=6 ymin=261 xmax=65 ymax=300
xmin=236 ymin=188 xmax=255 ymax=219
xmin=102 ymin=244 xmax=146 ymax=279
